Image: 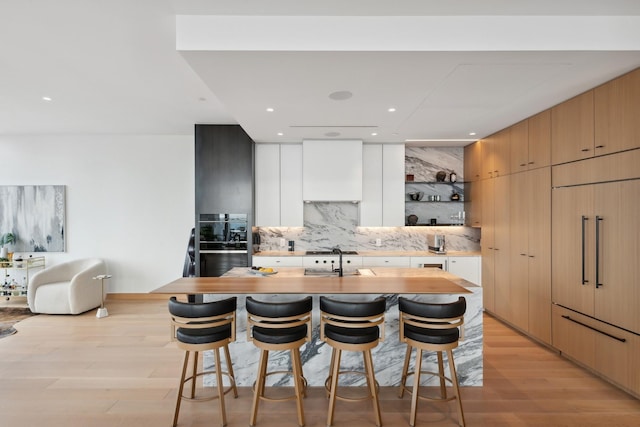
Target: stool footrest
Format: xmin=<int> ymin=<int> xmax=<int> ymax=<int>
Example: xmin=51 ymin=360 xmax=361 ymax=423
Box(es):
xmin=252 ymin=370 xmax=308 ymax=403
xmin=400 ymin=370 xmax=458 ymax=403
xmin=180 ymin=370 xmax=237 ymax=403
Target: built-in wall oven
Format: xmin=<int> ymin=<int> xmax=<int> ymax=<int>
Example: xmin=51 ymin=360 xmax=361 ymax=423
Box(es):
xmin=198 ymin=213 xmax=249 ymax=276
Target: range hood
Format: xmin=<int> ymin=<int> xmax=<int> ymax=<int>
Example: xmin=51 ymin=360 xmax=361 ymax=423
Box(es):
xmin=302 ymin=139 xmax=363 ymax=202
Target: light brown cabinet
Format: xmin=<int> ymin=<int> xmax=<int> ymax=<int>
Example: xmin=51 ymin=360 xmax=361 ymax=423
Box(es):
xmin=463 ymin=180 xmax=482 ymax=227
xmin=509 ymin=119 xmax=529 ymax=173
xmin=594 ymin=67 xmax=640 ymax=156
xmin=553 ymin=304 xmax=640 ymax=397
xmin=551 ymin=90 xmax=595 ymax=165
xmin=509 ymin=168 xmax=551 ymax=343
xmin=463 ymin=141 xmax=482 ymax=182
xmin=526 ymin=109 xmax=551 ymax=169
xmin=552 ymin=153 xmax=640 ymax=335
xmin=481 ymin=175 xmax=510 ymax=319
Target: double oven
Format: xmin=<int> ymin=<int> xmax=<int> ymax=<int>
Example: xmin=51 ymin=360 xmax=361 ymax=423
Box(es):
xmin=198 ymin=213 xmax=249 ymax=277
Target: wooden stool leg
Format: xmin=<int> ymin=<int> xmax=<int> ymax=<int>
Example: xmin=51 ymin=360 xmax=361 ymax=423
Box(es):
xmin=223 ymin=344 xmax=238 ymax=398
xmin=326 ymin=348 xmax=342 ymax=426
xmin=173 ymin=351 xmax=190 ymax=427
xmin=293 ymin=347 xmax=306 ymax=398
xmin=291 ymin=348 xmax=305 ymax=426
xmin=250 ymin=349 xmax=269 ymax=427
xmin=437 ymin=351 xmax=447 ymax=399
xmin=190 ymin=351 xmax=198 ymax=398
xmin=410 ymin=348 xmax=422 ymax=427
xmin=447 ymin=349 xmax=465 ymax=427
xmin=364 ymin=349 xmax=382 ymax=427
xmin=398 ymin=345 xmax=412 ymax=398
xmin=214 ymin=348 xmax=227 ymax=427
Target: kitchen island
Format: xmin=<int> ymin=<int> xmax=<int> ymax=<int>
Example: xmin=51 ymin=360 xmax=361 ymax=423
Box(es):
xmin=152 ymin=267 xmax=482 ymax=387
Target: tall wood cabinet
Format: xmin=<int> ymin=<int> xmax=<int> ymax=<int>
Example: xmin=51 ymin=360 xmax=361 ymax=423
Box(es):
xmin=552 ymin=150 xmax=640 ymax=396
xmin=509 ymin=168 xmax=551 ymax=343
xmin=480 ymin=175 xmax=510 ymax=316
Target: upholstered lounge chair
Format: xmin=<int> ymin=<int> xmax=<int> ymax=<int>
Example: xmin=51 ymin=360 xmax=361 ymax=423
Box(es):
xmin=27 ymin=258 xmax=107 ymax=314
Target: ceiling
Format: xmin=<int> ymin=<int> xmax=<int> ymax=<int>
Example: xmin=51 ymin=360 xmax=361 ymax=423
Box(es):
xmin=2 ymin=1 xmax=640 ymax=146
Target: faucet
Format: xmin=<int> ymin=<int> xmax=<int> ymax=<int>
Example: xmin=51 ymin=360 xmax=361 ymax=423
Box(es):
xmin=331 ymin=247 xmax=343 ymax=277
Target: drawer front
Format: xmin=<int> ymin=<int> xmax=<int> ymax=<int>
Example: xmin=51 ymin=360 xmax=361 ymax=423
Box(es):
xmin=362 ymin=256 xmax=411 ymax=267
xmin=553 ymin=304 xmax=639 ymax=394
xmin=253 ymin=256 xmax=303 ymax=267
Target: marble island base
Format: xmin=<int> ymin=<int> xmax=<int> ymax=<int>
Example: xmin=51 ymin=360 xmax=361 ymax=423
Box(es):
xmin=197 ymin=280 xmax=482 ymax=387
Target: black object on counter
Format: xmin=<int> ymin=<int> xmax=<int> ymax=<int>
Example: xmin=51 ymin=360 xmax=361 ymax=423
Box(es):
xmin=288 ymin=240 xmax=295 ymax=251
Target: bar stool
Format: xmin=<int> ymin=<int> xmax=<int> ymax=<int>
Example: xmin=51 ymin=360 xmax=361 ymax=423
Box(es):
xmin=319 ymin=296 xmax=386 ymax=427
xmin=398 ymin=297 xmax=466 ymax=427
xmin=246 ymin=296 xmax=313 ymax=427
xmin=168 ymin=296 xmax=237 ymax=427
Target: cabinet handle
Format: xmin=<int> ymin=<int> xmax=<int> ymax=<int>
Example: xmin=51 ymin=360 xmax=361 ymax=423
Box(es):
xmin=581 ymin=215 xmax=589 ymax=285
xmin=561 ymin=315 xmax=626 ymax=343
xmin=595 ymin=145 xmax=605 ymax=149
xmin=581 ymin=148 xmax=591 ymax=152
xmin=596 ymin=216 xmax=603 ymax=288
xmin=520 ymin=163 xmax=526 ymax=167
xmin=520 ymin=253 xmax=527 ymax=256
xmin=528 ymin=255 xmax=535 ymax=258
xmin=528 ymin=161 xmax=535 ymax=165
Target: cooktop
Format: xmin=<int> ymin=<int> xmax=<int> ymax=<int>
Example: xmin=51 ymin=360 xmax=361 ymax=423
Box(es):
xmin=305 ymin=250 xmax=359 ymax=255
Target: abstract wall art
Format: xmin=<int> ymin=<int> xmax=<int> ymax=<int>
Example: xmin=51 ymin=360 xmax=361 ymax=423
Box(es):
xmin=0 ymin=185 xmax=66 ymax=252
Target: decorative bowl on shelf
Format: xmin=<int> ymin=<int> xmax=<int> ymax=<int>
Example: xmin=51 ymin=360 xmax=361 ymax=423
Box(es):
xmin=408 ymin=191 xmax=424 ymax=201
xmin=436 ymin=171 xmax=447 ymax=182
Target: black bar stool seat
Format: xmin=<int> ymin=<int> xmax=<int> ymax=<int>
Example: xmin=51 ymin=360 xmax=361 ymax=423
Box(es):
xmin=398 ymin=296 xmax=467 ymax=427
xmin=168 ymin=296 xmax=238 ymax=427
xmin=246 ymin=296 xmax=313 ymax=427
xmin=320 ymin=296 xmax=386 ymax=427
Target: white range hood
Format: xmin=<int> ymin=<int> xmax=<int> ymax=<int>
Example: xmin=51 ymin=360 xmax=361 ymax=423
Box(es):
xmin=302 ymin=139 xmax=363 ymax=202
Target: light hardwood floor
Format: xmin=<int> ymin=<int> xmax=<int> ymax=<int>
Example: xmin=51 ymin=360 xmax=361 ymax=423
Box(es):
xmin=1 ymin=299 xmax=639 ymax=426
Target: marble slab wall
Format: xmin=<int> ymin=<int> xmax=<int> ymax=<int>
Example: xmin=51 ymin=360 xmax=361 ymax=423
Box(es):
xmin=202 ymin=287 xmax=482 ymax=388
xmin=256 ymin=147 xmax=479 ymax=252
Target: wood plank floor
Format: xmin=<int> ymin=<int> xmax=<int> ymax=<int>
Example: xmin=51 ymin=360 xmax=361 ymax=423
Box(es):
xmin=1 ymin=299 xmax=639 ymax=426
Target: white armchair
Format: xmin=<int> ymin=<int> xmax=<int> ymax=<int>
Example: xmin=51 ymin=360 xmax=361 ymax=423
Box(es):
xmin=27 ymin=258 xmax=107 ymax=314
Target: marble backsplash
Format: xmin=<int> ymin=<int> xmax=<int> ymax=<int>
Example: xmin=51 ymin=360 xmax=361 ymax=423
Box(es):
xmin=255 ymin=146 xmax=479 ymax=253
xmin=256 ymin=202 xmax=480 ymax=252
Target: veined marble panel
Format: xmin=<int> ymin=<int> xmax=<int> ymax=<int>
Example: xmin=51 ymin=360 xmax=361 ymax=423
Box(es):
xmin=201 ymin=286 xmax=482 ymax=388
xmin=405 ymin=146 xmax=464 ymax=183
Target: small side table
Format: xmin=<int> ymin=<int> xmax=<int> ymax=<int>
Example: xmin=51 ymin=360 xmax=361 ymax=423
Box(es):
xmin=93 ymin=274 xmax=112 ymax=318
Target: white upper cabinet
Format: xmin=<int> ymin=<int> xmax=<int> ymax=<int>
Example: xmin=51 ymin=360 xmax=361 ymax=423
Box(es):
xmin=280 ymin=144 xmax=303 ymax=226
xmin=255 ymin=144 xmax=280 ymax=226
xmin=302 ymin=139 xmax=362 ymax=201
xmin=360 ymin=144 xmax=405 ymax=226
xmin=255 ymin=144 xmax=303 ymax=226
xmin=381 ymin=144 xmax=405 ymax=226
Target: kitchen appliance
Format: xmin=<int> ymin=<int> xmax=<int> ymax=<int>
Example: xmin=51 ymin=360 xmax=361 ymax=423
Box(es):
xmin=198 ymin=213 xmax=249 ymax=276
xmin=427 ymin=233 xmax=446 ymax=254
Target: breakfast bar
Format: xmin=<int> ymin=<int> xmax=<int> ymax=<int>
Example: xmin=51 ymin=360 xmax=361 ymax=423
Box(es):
xmin=153 ymin=267 xmax=483 ymax=387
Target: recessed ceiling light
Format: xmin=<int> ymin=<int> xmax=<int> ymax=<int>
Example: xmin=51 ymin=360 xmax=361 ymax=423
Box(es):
xmin=277 ymin=132 xmax=283 ymax=136
xmin=266 ymin=107 xmax=274 ymax=112
xmin=329 ymin=90 xmax=353 ymax=101
xmin=371 ymin=132 xmax=378 ymax=136
xmin=42 ymin=96 xmax=52 ymax=102
xmin=469 ymin=132 xmax=476 ymax=136
xmin=388 ymin=107 xmax=396 ymax=112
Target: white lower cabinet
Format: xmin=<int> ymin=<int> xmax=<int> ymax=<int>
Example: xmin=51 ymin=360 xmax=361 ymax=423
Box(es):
xmin=448 ymin=256 xmax=481 ymax=285
xmin=252 ymin=256 xmax=303 ymax=267
xmin=361 ymin=256 xmax=411 ymax=267
xmin=410 ymin=255 xmax=481 ymax=285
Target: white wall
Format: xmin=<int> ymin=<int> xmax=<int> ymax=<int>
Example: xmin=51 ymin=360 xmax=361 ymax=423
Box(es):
xmin=0 ymin=134 xmax=194 ymax=293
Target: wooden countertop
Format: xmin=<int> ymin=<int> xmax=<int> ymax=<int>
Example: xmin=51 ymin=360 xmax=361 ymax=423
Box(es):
xmin=152 ymin=267 xmax=472 ymax=295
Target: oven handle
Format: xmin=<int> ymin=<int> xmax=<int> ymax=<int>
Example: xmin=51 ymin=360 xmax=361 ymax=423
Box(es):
xmin=200 ymin=250 xmax=248 ymax=254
